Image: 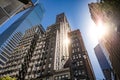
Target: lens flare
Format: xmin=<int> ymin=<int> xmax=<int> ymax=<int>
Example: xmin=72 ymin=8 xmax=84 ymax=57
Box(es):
xmin=88 ymin=20 xmax=108 ymax=43
xmin=96 ymin=20 xmax=107 ymax=39
xmin=64 ymin=37 xmax=70 ymax=45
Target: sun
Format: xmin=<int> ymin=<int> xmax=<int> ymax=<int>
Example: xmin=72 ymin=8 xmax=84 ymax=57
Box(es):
xmin=96 ymin=20 xmax=108 ymax=39
xmin=64 ymin=37 xmax=70 ymax=45
xmin=88 ymin=20 xmax=108 ymax=43
xmin=88 ymin=21 xmax=98 ymax=42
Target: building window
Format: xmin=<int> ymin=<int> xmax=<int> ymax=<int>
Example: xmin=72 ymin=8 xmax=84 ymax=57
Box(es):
xmin=49 ymin=57 xmax=52 ymax=61
xmin=48 ymin=64 xmax=51 ymax=68
xmin=72 ymin=49 xmax=74 ymax=53
xmin=74 ymin=49 xmax=77 ymax=52
xmin=83 ymin=55 xmax=87 ymax=59
xmin=76 ymin=55 xmax=78 ymax=59
xmin=51 ymin=48 xmax=53 ymax=51
xmin=62 ymin=75 xmax=64 ymax=78
xmin=43 ymin=65 xmax=45 ymax=69
xmin=72 ymin=44 xmax=73 ymax=47
xmin=74 ymin=78 xmax=77 ymax=80
xmin=59 ymin=76 xmax=61 ymax=79
xmin=82 ymin=70 xmax=85 ymax=75
xmin=78 ymin=54 xmax=81 ymax=58
xmin=74 ymin=44 xmax=76 ymax=47
xmin=77 ymin=43 xmax=79 ymax=46
xmin=73 ymin=55 xmax=75 ymax=59
xmin=42 ymin=71 xmax=44 ymax=75
xmin=75 ymin=38 xmax=77 ymax=41
xmin=80 ymin=61 xmax=83 ymax=65
xmin=80 ymin=79 xmax=86 ymax=80
xmin=77 ymin=48 xmax=80 ymax=52
xmin=65 ymin=74 xmax=68 ymax=78
xmin=78 ymin=70 xmax=81 ymax=75
xmin=77 ymin=61 xmax=80 ymax=66
xmin=55 ymin=76 xmax=58 ymax=80
xmin=74 ymin=70 xmax=78 ymax=76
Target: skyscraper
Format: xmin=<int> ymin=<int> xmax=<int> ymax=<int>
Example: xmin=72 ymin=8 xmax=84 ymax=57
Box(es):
xmin=0 ymin=13 xmax=95 ymax=80
xmin=68 ymin=29 xmax=95 ymax=80
xmin=0 ymin=0 xmax=26 ymax=25
xmin=53 ymin=13 xmax=71 ymax=70
xmin=25 ymin=13 xmax=71 ymax=80
xmin=0 ymin=0 xmax=37 ymax=25
xmin=0 ymin=25 xmax=44 ymax=79
xmin=0 ymin=2 xmax=44 ymax=67
xmin=89 ymin=1 xmax=120 ymax=79
xmin=94 ymin=44 xmax=113 ymax=80
xmin=25 ymin=13 xmax=95 ymax=80
xmin=0 ymin=0 xmax=22 ymax=24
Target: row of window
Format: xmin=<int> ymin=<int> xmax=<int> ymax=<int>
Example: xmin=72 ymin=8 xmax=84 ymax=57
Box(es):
xmin=72 ymin=48 xmax=80 ymax=53
xmin=0 ymin=33 xmax=22 ymax=63
xmin=72 ymin=43 xmax=79 ymax=47
xmin=74 ymin=78 xmax=87 ymax=80
xmin=74 ymin=70 xmax=86 ymax=76
xmin=26 ymin=37 xmax=53 ymax=78
xmin=54 ymin=74 xmax=69 ymax=80
xmin=0 ymin=33 xmax=36 ymax=76
xmin=72 ymin=53 xmax=82 ymax=59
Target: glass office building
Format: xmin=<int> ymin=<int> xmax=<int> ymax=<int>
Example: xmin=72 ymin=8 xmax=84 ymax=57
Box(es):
xmin=0 ymin=2 xmax=44 ymax=67
xmin=0 ymin=0 xmax=24 ymax=25
xmin=94 ymin=44 xmax=114 ymax=80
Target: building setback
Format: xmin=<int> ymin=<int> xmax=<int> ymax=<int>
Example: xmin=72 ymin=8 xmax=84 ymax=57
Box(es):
xmin=89 ymin=2 xmax=120 ymax=79
xmin=0 ymin=13 xmax=95 ymax=80
xmin=0 ymin=25 xmax=44 ymax=79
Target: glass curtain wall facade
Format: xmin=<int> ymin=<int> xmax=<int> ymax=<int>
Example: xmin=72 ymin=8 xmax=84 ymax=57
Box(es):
xmin=0 ymin=3 xmax=44 ymax=67
xmin=0 ymin=0 xmax=37 ymax=25
xmin=0 ymin=0 xmax=24 ymax=25
xmin=94 ymin=44 xmax=114 ymax=80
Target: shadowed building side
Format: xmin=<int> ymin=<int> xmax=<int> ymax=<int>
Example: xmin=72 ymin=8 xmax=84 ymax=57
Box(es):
xmin=89 ymin=2 xmax=120 ymax=79
xmin=68 ymin=29 xmax=95 ymax=80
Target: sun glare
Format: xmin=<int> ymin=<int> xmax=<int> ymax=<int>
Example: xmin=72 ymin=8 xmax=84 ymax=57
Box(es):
xmin=64 ymin=37 xmax=70 ymax=45
xmin=96 ymin=21 xmax=107 ymax=39
xmin=89 ymin=20 xmax=108 ymax=41
xmin=88 ymin=20 xmax=109 ymax=45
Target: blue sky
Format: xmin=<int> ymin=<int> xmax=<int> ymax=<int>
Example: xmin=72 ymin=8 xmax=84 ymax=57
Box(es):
xmin=40 ymin=0 xmax=105 ymax=79
xmin=0 ymin=0 xmax=104 ymax=79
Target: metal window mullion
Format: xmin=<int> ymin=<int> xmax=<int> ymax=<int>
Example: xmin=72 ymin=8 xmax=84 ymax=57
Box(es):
xmin=0 ymin=48 xmax=10 ymax=58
